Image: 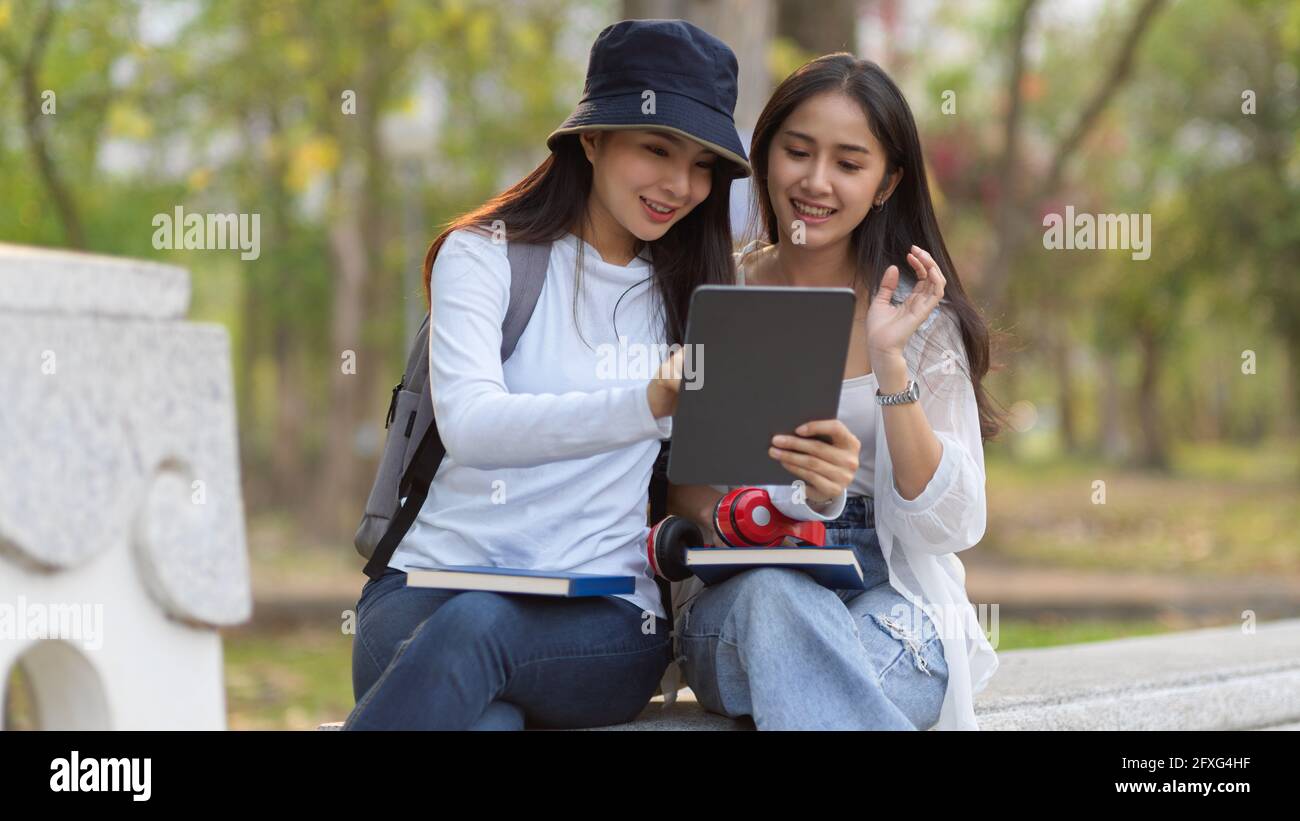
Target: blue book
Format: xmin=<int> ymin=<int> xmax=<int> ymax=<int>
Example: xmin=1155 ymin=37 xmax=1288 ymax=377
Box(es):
xmin=404 ymin=565 xmax=636 ymax=597
xmin=686 ymin=546 xmax=865 ymax=590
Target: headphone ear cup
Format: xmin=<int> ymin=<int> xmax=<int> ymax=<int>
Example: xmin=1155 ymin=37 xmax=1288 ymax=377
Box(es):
xmin=649 ymin=516 xmax=702 ymax=582
xmin=714 ymin=487 xmax=771 ymax=547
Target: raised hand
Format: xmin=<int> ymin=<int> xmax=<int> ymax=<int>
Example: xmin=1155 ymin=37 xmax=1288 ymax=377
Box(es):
xmin=865 ymin=244 xmax=947 ymax=359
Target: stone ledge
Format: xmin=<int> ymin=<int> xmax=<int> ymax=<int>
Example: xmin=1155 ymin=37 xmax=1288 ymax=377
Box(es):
xmin=972 ymin=617 xmax=1300 ymax=730
xmin=0 ymin=242 xmax=189 ymax=319
xmin=319 ymin=618 xmax=1300 ymax=730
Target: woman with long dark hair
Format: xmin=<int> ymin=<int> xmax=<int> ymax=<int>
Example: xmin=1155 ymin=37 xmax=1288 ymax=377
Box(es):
xmin=666 ymin=53 xmax=1003 ymax=730
xmin=344 ymin=20 xmax=763 ymax=730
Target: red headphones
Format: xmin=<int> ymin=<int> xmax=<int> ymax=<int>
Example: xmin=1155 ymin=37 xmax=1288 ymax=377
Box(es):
xmin=713 ymin=486 xmax=826 ymax=548
xmin=646 ymin=515 xmax=701 ymax=582
xmin=646 ymin=487 xmax=827 ymax=582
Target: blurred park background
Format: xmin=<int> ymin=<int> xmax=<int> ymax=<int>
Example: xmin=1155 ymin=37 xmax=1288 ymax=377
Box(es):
xmin=1 ymin=0 xmax=1296 ymax=728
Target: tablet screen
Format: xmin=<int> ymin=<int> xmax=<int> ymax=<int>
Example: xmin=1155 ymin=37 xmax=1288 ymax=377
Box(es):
xmin=667 ymin=284 xmax=856 ymax=486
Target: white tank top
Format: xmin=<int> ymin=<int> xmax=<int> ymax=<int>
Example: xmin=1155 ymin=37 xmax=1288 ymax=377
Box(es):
xmin=736 ymin=247 xmax=878 ymax=497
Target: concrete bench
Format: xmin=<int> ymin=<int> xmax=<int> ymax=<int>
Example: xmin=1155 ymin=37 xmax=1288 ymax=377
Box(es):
xmin=970 ymin=617 xmax=1300 ymax=731
xmin=320 ymin=617 xmax=1300 ymax=730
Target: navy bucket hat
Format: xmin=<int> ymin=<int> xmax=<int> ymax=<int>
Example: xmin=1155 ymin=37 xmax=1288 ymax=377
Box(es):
xmin=547 ymin=19 xmax=752 ymax=178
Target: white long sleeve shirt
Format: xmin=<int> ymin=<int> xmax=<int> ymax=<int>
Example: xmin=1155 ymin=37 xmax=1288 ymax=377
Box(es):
xmin=663 ymin=243 xmax=999 ymax=731
xmin=390 ymin=228 xmax=675 ymax=618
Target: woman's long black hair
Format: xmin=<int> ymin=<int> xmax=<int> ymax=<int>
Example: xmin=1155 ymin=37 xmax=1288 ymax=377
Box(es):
xmin=423 ymin=133 xmax=740 ymax=348
xmin=749 ymin=53 xmax=1004 ymax=440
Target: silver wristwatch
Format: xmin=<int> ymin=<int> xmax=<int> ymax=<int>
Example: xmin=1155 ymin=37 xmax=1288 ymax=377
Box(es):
xmin=876 ymin=379 xmax=921 ymax=406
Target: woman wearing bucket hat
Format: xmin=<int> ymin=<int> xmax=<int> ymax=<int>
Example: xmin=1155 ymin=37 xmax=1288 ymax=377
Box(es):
xmin=344 ymin=19 xmax=842 ymax=731
xmin=664 ymin=55 xmax=1002 ymax=730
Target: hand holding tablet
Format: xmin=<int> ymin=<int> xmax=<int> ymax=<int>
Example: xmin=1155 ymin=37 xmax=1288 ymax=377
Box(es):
xmin=646 ymin=346 xmax=687 ymax=419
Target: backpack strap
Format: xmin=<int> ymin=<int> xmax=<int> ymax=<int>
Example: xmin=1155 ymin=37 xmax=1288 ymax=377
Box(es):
xmin=362 ymin=426 xmax=443 ymax=580
xmin=362 ymin=240 xmax=550 ymax=580
xmin=502 ymin=241 xmax=549 ymax=359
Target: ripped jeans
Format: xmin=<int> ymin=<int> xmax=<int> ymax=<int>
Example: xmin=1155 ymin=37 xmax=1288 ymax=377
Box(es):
xmin=678 ymin=495 xmax=949 ymax=730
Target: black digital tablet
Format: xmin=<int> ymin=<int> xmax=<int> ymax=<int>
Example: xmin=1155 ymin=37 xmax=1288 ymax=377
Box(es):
xmin=667 ymin=284 xmax=856 ymax=486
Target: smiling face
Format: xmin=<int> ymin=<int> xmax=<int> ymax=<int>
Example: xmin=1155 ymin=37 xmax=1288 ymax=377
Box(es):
xmin=580 ymin=129 xmax=718 ymax=244
xmin=766 ymin=91 xmax=902 ymax=248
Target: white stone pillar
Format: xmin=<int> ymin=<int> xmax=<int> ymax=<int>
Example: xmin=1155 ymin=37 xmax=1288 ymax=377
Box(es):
xmin=0 ymin=243 xmax=251 ymax=730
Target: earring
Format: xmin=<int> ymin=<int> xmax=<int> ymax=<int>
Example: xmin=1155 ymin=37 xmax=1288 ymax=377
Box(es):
xmin=873 ymin=198 xmax=884 ymax=211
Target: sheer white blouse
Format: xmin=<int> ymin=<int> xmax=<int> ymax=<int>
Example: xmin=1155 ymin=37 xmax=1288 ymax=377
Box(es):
xmin=661 ymin=241 xmax=999 ymax=731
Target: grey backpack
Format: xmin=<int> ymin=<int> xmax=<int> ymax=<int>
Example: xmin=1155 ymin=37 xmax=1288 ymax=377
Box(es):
xmin=354 ymin=240 xmax=551 ymax=580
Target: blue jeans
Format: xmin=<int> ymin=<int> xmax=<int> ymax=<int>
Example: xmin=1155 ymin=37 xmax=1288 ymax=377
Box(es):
xmin=678 ymin=495 xmax=949 ymax=730
xmin=346 ymin=567 xmax=672 ymax=730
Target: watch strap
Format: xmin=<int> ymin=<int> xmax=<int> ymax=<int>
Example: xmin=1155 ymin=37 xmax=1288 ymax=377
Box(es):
xmin=876 ymin=378 xmax=920 ymax=406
